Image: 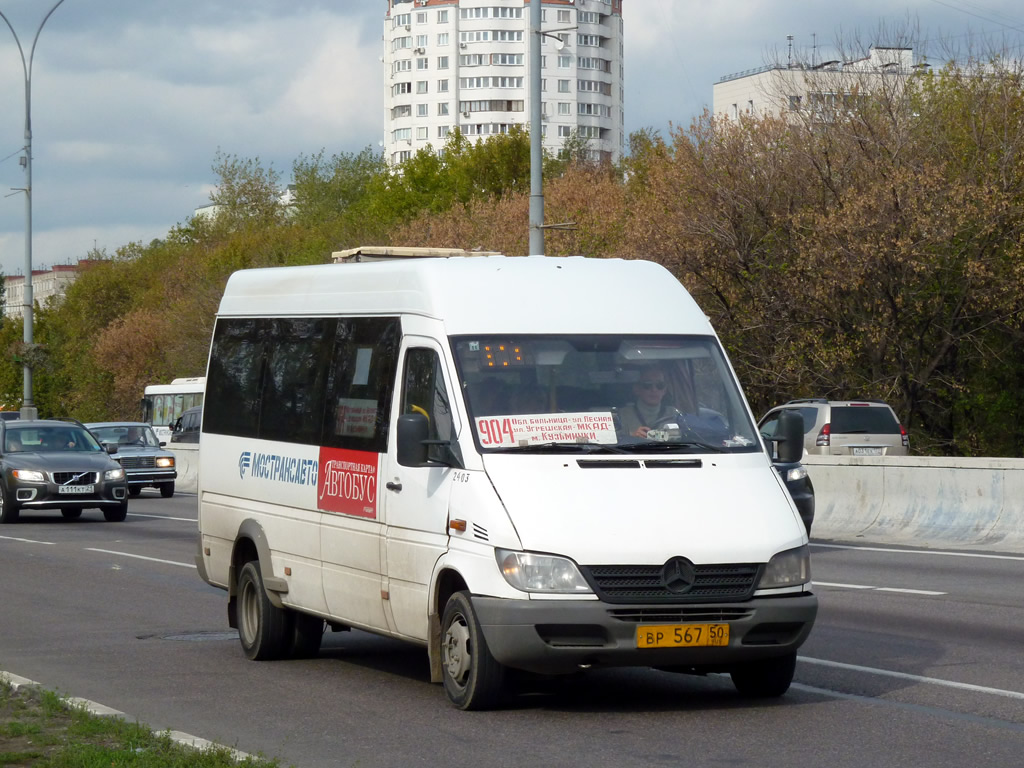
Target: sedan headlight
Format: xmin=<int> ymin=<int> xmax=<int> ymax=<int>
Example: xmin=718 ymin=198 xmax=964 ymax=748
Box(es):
xmin=12 ymin=469 xmax=45 ymax=482
xmin=156 ymin=457 xmax=174 ymax=468
xmin=496 ymin=549 xmax=592 ymax=594
xmin=104 ymin=467 xmax=126 ymax=481
xmin=757 ymin=545 xmax=811 ymax=589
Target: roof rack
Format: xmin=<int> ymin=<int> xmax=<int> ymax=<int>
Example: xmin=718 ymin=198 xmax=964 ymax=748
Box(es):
xmin=331 ymin=246 xmax=504 ymax=263
xmin=785 ymin=398 xmax=828 ymax=404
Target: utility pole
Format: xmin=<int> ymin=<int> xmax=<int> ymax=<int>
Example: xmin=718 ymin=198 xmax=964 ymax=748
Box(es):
xmin=528 ymin=0 xmax=544 ymax=256
xmin=0 ymin=0 xmax=68 ymax=419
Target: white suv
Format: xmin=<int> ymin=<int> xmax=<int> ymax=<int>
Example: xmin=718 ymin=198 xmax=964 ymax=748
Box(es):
xmin=758 ymin=399 xmax=909 ymax=457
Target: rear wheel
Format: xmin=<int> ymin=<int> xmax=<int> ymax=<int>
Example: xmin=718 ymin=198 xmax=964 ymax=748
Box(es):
xmin=440 ymin=591 xmax=506 ymax=710
xmin=103 ymin=499 xmax=129 ymax=522
xmin=128 ymin=487 xmax=142 ymax=498
xmin=730 ymin=652 xmax=797 ymax=698
xmin=237 ymin=560 xmax=291 ymax=660
xmin=61 ymin=508 xmax=83 ymax=520
xmin=0 ymin=486 xmax=19 ymax=524
xmin=160 ymin=482 xmax=175 ymax=498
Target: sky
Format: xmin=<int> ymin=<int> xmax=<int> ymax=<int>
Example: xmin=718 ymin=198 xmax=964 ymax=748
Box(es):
xmin=1 ymin=0 xmax=1022 ymax=278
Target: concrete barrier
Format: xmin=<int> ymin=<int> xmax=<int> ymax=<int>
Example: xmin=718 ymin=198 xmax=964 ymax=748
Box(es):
xmin=805 ymin=455 xmax=1024 ymax=552
xmin=169 ymin=443 xmax=199 ymax=494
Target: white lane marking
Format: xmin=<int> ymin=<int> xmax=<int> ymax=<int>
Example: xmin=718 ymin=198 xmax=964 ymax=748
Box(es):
xmin=85 ymin=548 xmax=195 ymax=569
xmin=814 ymin=581 xmax=946 ymax=595
xmin=800 ymin=656 xmax=1024 ymax=701
xmin=128 ymin=513 xmax=196 ymax=522
xmin=812 ymin=543 xmax=1024 ymax=562
xmin=0 ymin=535 xmax=56 ymax=545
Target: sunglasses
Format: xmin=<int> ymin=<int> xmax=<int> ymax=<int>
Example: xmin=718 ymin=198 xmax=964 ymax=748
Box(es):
xmin=638 ymin=381 xmax=667 ymax=391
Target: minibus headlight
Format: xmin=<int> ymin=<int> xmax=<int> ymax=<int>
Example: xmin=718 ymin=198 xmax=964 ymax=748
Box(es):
xmin=12 ymin=469 xmax=45 ymax=482
xmin=496 ymin=549 xmax=592 ymax=594
xmin=104 ymin=468 xmax=126 ymax=481
xmin=757 ymin=545 xmax=811 ymax=589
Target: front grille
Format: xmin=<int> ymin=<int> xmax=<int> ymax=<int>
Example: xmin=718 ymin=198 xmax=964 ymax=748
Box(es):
xmin=581 ymin=563 xmax=761 ymax=604
xmin=119 ymin=456 xmax=155 ymax=469
xmin=51 ymin=471 xmax=99 ymax=486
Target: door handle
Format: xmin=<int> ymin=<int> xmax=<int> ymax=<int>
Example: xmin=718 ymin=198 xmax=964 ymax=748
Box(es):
xmin=386 ymin=481 xmax=402 ymax=492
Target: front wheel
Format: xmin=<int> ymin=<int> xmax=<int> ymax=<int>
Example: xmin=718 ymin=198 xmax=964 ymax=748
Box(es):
xmin=128 ymin=486 xmax=142 ymax=498
xmin=0 ymin=485 xmax=19 ymax=524
xmin=730 ymin=652 xmax=797 ymax=698
xmin=440 ymin=591 xmax=506 ymax=710
xmin=103 ymin=499 xmax=128 ymax=522
xmin=237 ymin=560 xmax=291 ymax=660
xmin=160 ymin=482 xmax=175 ymax=498
xmin=61 ymin=508 xmax=83 ymax=520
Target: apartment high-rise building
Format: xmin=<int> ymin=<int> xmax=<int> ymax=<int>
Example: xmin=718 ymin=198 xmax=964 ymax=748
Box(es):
xmin=383 ymin=0 xmax=624 ymax=165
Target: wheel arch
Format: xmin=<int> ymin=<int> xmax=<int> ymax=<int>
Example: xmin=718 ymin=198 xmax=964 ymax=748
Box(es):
xmin=227 ymin=519 xmax=287 ymax=628
xmin=427 ymin=566 xmax=469 ymax=683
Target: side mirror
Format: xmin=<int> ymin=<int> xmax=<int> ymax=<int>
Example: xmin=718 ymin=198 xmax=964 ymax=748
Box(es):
xmin=775 ymin=410 xmax=804 ymax=464
xmin=105 ymin=442 xmax=119 ymax=455
xmin=397 ymin=412 xmax=430 ymax=467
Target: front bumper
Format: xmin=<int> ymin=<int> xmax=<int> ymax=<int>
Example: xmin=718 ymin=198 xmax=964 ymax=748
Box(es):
xmin=125 ymin=469 xmax=177 ymax=486
xmin=471 ymin=593 xmax=817 ymax=675
xmin=14 ymin=478 xmax=127 ymax=508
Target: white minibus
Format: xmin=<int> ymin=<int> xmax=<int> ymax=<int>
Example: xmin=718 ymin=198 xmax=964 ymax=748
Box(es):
xmin=195 ymin=255 xmax=816 ymax=710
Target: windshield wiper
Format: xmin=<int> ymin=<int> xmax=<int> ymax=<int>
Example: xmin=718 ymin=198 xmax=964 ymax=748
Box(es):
xmin=616 ymin=441 xmax=726 ymax=454
xmin=490 ymin=442 xmax=630 ymax=454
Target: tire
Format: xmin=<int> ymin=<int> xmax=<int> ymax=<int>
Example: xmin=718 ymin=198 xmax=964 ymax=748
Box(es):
xmin=237 ymin=560 xmax=291 ymax=661
xmin=103 ymin=499 xmax=129 ymax=522
xmin=128 ymin=487 xmax=142 ymax=497
xmin=440 ymin=591 xmax=506 ymax=710
xmin=288 ymin=612 xmax=325 ymax=659
xmin=61 ymin=508 xmax=83 ymax=520
xmin=160 ymin=482 xmax=175 ymax=498
xmin=0 ymin=485 xmax=19 ymax=524
xmin=730 ymin=652 xmax=797 ymax=698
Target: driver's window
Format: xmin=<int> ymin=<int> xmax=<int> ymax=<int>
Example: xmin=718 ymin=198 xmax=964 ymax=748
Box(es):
xmin=402 ymin=348 xmax=454 ymax=461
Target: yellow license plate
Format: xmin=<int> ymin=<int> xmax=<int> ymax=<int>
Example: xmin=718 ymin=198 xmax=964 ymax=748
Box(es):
xmin=636 ymin=623 xmax=729 ymax=649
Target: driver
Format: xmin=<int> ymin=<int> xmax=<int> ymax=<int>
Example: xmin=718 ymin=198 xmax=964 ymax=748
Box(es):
xmin=618 ymin=366 xmax=678 ymax=439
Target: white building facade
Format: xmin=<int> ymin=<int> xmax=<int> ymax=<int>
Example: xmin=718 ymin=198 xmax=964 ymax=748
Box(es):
xmin=383 ymin=0 xmax=624 ymax=165
xmin=713 ymin=47 xmax=921 ymax=123
xmin=3 ymin=261 xmax=95 ymax=320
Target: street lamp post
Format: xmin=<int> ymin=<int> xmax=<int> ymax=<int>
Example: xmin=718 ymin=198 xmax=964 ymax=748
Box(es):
xmin=1 ymin=0 xmax=67 ymax=420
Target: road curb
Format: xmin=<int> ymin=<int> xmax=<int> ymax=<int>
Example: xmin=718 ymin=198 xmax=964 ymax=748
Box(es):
xmin=0 ymin=670 xmax=252 ymax=762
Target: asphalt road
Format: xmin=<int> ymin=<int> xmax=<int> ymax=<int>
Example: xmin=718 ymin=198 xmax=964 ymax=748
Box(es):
xmin=2 ymin=494 xmax=1023 ymax=767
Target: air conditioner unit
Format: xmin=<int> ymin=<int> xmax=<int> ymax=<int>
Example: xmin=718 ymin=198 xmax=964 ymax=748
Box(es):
xmin=459 ymin=42 xmax=467 ymax=49
xmin=405 ymin=24 xmax=411 ymax=31
xmin=416 ymin=47 xmax=426 ymax=54
xmin=462 ymin=111 xmax=471 ymax=118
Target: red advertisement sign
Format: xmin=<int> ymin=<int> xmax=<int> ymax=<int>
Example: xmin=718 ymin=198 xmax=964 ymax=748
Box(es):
xmin=317 ymin=447 xmax=380 ymax=519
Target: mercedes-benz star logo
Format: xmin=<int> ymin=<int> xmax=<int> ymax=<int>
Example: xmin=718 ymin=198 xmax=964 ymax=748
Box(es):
xmin=661 ymin=556 xmax=696 ymax=594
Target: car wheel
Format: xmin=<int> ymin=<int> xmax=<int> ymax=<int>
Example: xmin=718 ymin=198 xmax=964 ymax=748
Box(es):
xmin=237 ymin=560 xmax=292 ymax=661
xmin=103 ymin=499 xmax=129 ymax=522
xmin=61 ymin=507 xmax=83 ymax=520
xmin=160 ymin=482 xmax=175 ymax=498
xmin=288 ymin=612 xmax=325 ymax=659
xmin=730 ymin=652 xmax=797 ymax=698
xmin=128 ymin=487 xmax=142 ymax=498
xmin=440 ymin=590 xmax=506 ymax=710
xmin=0 ymin=485 xmax=19 ymax=524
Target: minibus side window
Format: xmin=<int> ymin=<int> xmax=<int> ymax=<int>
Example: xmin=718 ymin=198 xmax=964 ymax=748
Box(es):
xmin=260 ymin=318 xmax=335 ymax=445
xmin=204 ymin=318 xmax=266 ymax=438
xmin=402 ymin=348 xmax=453 ymax=462
xmin=322 ymin=318 xmax=400 ymax=453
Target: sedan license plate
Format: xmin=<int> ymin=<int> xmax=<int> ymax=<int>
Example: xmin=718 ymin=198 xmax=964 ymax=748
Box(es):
xmin=636 ymin=624 xmax=729 ymax=649
xmin=852 ymin=447 xmax=883 ymax=456
xmin=58 ymin=484 xmax=94 ymax=495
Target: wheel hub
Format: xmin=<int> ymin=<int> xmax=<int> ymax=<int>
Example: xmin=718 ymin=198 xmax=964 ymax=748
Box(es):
xmin=443 ymin=617 xmax=472 ymax=685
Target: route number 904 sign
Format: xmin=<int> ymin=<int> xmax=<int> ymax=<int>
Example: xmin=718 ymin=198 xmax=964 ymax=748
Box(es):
xmin=475 ymin=412 xmax=617 ymax=447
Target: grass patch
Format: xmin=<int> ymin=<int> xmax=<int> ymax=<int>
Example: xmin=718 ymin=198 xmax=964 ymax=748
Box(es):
xmin=0 ymin=678 xmax=282 ymax=768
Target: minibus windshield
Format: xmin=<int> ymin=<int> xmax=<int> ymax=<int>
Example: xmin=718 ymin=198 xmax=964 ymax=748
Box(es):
xmin=452 ymin=335 xmax=760 ymax=453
